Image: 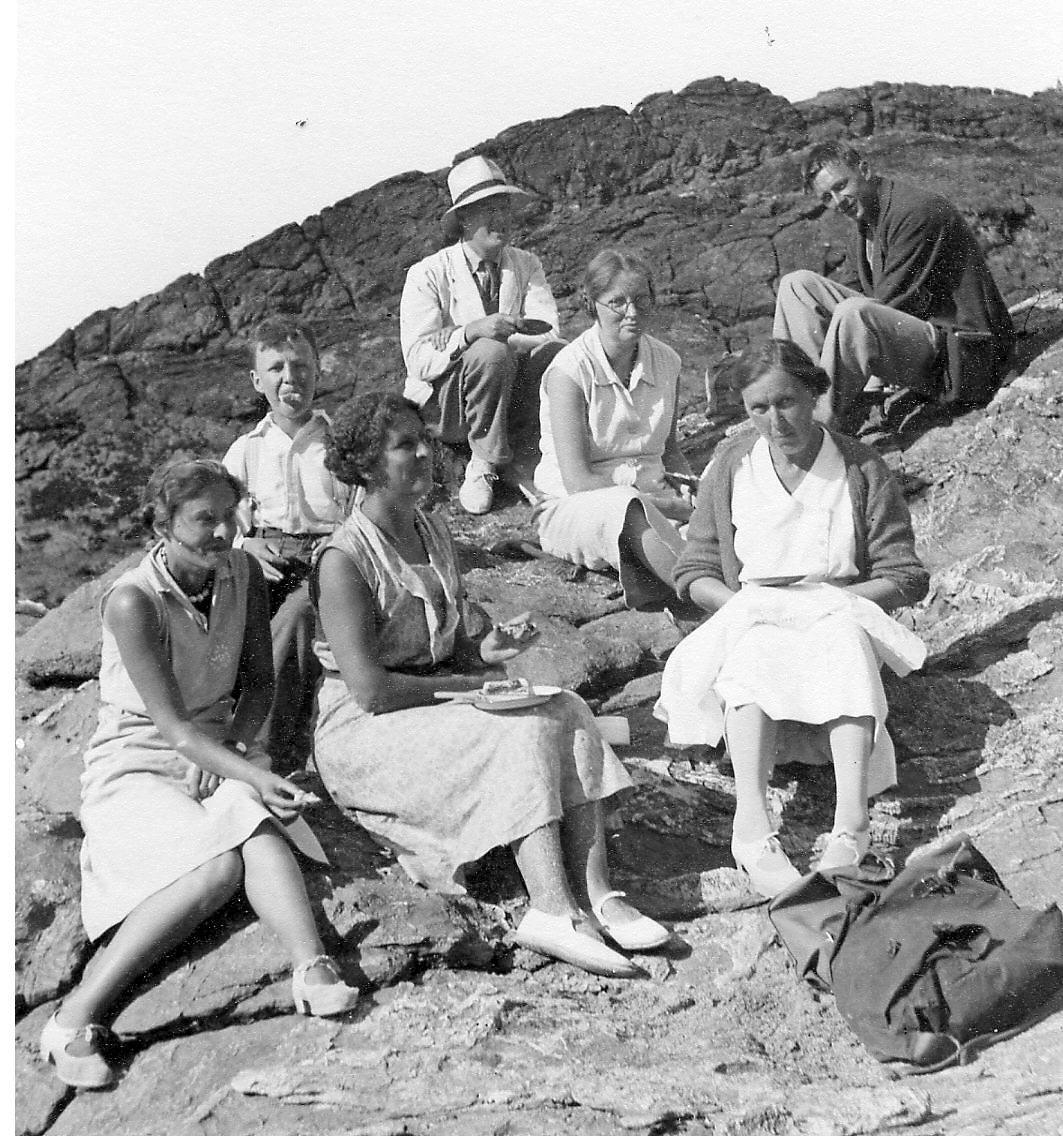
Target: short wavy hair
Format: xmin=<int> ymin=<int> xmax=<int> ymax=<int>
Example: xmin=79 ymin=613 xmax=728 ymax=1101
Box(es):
xmin=729 ymin=339 xmax=831 ymax=398
xmin=582 ymin=248 xmax=655 ymax=305
xmin=247 ymin=316 xmax=319 ymax=368
xmin=141 ymin=457 xmax=244 ymax=531
xmin=326 ymin=391 xmax=424 ymax=489
xmin=801 ymin=141 xmax=866 ymax=192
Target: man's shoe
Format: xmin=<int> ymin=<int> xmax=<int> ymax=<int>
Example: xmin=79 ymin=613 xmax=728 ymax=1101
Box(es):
xmin=513 ymin=908 xmax=643 ymax=977
xmin=458 ymin=458 xmax=497 ymax=515
xmin=731 ymin=831 xmax=802 ymax=898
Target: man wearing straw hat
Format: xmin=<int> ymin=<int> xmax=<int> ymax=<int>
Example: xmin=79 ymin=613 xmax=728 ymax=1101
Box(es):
xmin=400 ymin=155 xmax=564 ymax=514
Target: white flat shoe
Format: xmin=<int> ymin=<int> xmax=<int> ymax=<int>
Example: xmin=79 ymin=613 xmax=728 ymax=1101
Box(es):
xmin=816 ymin=829 xmax=871 ymax=872
xmin=40 ymin=1011 xmax=116 ymax=1089
xmin=291 ymin=955 xmax=360 ymax=1017
xmin=731 ymin=831 xmax=802 ymax=898
xmin=591 ymin=890 xmax=670 ymax=951
xmin=514 ymin=909 xmax=643 ymax=978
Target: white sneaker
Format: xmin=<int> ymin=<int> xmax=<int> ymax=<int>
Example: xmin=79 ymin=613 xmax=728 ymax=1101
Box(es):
xmin=459 ymin=457 xmax=497 ymax=515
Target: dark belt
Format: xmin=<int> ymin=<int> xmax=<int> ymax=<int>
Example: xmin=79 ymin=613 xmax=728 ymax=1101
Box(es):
xmin=255 ymin=527 xmax=325 ymax=540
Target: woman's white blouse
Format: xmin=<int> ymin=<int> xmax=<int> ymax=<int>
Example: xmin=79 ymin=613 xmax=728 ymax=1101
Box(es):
xmin=731 ymin=433 xmax=858 ymax=584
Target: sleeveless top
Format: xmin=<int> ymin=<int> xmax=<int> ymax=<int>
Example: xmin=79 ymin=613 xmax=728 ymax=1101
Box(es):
xmin=82 ymin=545 xmax=254 ymax=803
xmin=312 ymin=505 xmax=462 ymax=673
xmin=535 ymin=325 xmax=681 ymax=497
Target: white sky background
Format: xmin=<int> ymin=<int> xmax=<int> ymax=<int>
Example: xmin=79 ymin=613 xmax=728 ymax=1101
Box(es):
xmin=15 ymin=0 xmax=1063 ymax=363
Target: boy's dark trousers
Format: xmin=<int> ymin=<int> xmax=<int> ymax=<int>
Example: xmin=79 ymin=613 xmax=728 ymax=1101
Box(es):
xmin=257 ymin=531 xmax=324 ymax=776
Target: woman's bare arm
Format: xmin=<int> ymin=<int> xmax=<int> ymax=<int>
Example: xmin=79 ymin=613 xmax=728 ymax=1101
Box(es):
xmin=316 ymin=548 xmax=485 ymax=714
xmin=547 ymin=371 xmax=613 ymax=494
xmin=103 ymin=584 xmax=304 ymax=816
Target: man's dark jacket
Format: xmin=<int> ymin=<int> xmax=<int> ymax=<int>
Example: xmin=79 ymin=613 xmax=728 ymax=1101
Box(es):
xmin=846 ymin=177 xmax=1013 ymax=401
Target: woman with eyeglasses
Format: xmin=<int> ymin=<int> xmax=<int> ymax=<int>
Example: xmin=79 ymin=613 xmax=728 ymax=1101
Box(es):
xmin=532 ymin=249 xmax=695 ymax=608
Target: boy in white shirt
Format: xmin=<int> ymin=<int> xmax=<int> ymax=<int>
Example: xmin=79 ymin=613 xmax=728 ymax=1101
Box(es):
xmin=223 ymin=317 xmax=349 ymax=773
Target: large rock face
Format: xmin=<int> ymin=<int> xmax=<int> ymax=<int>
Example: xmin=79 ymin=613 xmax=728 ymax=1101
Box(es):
xmin=13 ymin=76 xmax=1063 ymax=1135
xmin=15 ymin=78 xmax=1063 ymax=603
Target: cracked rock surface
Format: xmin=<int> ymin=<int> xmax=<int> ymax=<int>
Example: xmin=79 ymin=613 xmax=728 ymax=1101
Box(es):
xmin=16 ymin=341 xmax=1063 ymax=1134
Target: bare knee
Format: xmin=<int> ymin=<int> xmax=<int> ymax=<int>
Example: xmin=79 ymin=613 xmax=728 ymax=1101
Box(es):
xmin=621 ymin=497 xmax=650 ymax=540
xmin=189 ymin=850 xmax=243 ymax=914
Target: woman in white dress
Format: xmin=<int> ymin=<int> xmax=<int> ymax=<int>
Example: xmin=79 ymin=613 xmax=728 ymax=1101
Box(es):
xmin=40 ymin=459 xmax=357 ymax=1091
xmin=533 ymin=249 xmax=695 ymax=607
xmin=656 ymin=341 xmax=929 ymax=898
xmin=313 ymin=392 xmax=670 ymax=979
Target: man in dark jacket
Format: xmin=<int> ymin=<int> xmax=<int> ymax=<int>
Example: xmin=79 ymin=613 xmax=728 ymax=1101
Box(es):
xmin=774 ymin=141 xmax=1013 ymax=432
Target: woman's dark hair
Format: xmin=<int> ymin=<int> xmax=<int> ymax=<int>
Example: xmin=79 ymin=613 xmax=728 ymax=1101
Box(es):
xmin=730 ymin=339 xmax=831 ymax=398
xmin=326 ymin=391 xmax=424 ymax=488
xmin=141 ymin=458 xmax=244 ymax=531
xmin=582 ymin=248 xmax=655 ymax=305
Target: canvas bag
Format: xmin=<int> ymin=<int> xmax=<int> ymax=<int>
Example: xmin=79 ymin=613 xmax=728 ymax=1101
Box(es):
xmin=769 ymin=834 xmax=1063 ymax=1070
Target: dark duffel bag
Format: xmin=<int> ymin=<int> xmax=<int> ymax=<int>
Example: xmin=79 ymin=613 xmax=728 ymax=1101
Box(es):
xmin=770 ymin=834 xmax=1063 ymax=1071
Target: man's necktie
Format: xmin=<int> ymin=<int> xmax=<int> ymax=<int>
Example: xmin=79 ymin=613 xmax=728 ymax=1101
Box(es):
xmin=477 ymin=261 xmax=500 ymax=315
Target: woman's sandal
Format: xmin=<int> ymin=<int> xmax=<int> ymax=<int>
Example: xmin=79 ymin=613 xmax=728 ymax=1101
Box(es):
xmin=40 ymin=1011 xmax=117 ymax=1089
xmin=590 ymin=890 xmax=671 ymax=951
xmin=291 ymin=955 xmax=360 ymax=1017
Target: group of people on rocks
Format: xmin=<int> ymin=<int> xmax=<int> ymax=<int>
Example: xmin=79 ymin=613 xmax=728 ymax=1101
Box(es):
xmin=41 ymin=142 xmax=1013 ymax=1090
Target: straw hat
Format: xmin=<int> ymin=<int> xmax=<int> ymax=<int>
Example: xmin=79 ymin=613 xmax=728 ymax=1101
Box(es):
xmin=443 ymin=155 xmax=530 ymax=218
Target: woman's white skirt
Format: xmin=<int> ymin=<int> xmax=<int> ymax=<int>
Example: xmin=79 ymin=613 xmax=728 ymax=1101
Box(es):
xmin=536 ymin=486 xmax=684 ymax=606
xmin=655 ymin=583 xmax=927 ymax=795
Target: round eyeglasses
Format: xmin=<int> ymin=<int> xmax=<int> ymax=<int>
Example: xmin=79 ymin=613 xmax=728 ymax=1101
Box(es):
xmin=595 ymin=294 xmax=654 ymax=316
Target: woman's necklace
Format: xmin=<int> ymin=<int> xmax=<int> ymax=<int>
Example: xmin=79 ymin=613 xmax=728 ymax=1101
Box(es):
xmin=161 ymin=549 xmax=214 ymax=605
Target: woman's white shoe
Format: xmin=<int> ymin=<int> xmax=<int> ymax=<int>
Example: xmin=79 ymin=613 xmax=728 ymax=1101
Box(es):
xmin=591 ymin=890 xmax=671 ymax=951
xmin=514 ymin=908 xmax=643 ymax=977
xmin=731 ymin=831 xmax=802 ymax=898
xmin=40 ymin=1011 xmax=116 ymax=1089
xmin=816 ymin=828 xmax=871 ymax=872
xmin=291 ymin=955 xmax=360 ymax=1017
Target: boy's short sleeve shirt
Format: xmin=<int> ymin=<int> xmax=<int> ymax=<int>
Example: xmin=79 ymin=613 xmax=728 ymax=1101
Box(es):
xmin=223 ymin=410 xmax=348 ymax=535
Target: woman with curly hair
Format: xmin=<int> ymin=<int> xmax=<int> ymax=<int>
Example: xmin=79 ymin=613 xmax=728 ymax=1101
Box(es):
xmin=311 ymin=391 xmax=670 ymax=978
xmin=40 ymin=458 xmax=357 ymax=1091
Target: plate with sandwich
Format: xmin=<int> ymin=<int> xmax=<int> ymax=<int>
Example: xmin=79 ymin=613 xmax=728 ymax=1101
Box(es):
xmin=435 ymin=677 xmax=561 ymax=712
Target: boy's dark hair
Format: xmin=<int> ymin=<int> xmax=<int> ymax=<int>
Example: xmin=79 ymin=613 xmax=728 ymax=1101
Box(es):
xmin=247 ymin=316 xmax=319 ymax=368
xmin=801 ymin=141 xmax=866 ymax=192
xmin=326 ymin=392 xmax=423 ymax=489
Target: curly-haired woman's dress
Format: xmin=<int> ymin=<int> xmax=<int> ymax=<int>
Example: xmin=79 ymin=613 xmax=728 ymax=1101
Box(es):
xmin=312 ymin=505 xmax=632 ymax=893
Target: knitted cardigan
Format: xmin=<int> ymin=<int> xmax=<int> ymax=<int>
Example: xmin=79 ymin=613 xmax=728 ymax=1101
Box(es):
xmin=674 ymin=428 xmax=929 ymax=607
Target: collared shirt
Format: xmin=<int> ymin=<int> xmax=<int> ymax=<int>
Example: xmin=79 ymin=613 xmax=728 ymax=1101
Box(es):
xmin=534 ymin=324 xmax=681 ymax=498
xmin=222 ymin=410 xmax=350 ymax=537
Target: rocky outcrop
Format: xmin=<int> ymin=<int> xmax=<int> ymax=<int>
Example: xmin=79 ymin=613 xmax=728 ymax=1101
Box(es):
xmin=13 ymin=76 xmax=1063 ymax=1135
xmin=15 ymin=339 xmax=1063 ymax=1133
xmin=16 ymin=79 xmax=1063 ymax=604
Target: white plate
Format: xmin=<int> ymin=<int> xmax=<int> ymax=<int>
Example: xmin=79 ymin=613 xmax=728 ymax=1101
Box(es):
xmin=435 ymin=685 xmax=562 ymax=712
